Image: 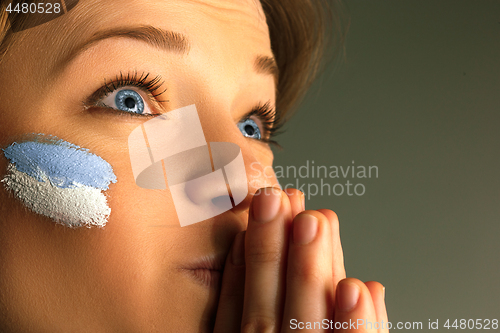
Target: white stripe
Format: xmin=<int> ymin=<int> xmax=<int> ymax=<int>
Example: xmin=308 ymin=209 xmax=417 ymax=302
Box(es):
xmin=1 ymin=164 xmax=111 ymax=228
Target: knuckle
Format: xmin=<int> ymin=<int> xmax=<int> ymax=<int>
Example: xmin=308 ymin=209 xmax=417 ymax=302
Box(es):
xmin=241 ymin=315 xmax=277 ymax=333
xmin=290 ymin=262 xmax=324 ymax=285
xmin=245 ymin=248 xmax=281 ymax=264
xmin=245 ymin=239 xmax=282 ymax=264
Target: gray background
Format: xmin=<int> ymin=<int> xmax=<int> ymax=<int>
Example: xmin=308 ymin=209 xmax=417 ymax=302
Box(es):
xmin=273 ymin=0 xmax=500 ymax=329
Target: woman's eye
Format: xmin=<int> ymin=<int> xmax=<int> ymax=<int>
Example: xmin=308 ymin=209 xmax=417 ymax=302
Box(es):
xmin=238 ymin=118 xmax=262 ymax=140
xmin=100 ymin=88 xmax=153 ymax=115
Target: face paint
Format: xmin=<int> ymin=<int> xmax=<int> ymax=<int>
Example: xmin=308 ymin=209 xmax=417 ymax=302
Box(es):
xmin=1 ymin=134 xmax=117 ymax=228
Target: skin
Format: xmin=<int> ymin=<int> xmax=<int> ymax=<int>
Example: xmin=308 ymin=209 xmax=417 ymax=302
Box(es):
xmin=0 ymin=0 xmax=388 ymax=332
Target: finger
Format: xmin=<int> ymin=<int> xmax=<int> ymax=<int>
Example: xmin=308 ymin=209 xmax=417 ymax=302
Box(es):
xmin=365 ymin=281 xmax=389 ymax=333
xmin=214 ymin=231 xmax=246 ymax=333
xmin=317 ymin=209 xmax=346 ymax=321
xmin=284 ymin=188 xmax=305 ymax=219
xmin=334 ymin=278 xmax=378 ymax=333
xmin=317 ymin=209 xmax=345 ymax=283
xmin=282 ymin=210 xmax=334 ymax=332
xmin=241 ymin=187 xmax=292 ymax=332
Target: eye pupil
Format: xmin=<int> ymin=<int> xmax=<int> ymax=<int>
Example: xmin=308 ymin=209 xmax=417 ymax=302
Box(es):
xmin=244 ymin=125 xmax=255 ymax=136
xmin=238 ymin=119 xmax=261 ymax=140
xmin=124 ymin=97 xmax=136 ymax=109
xmin=115 ymin=89 xmax=145 ymax=114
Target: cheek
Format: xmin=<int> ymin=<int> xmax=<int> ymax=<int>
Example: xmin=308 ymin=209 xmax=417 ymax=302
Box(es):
xmin=1 ymin=134 xmax=117 ymax=228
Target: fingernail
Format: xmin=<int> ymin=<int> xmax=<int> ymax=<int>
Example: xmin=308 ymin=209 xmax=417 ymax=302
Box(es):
xmin=231 ymin=231 xmax=245 ymax=266
xmin=337 ymin=281 xmax=360 ymax=312
xmin=252 ymin=187 xmax=281 ymax=223
xmin=383 ymin=286 xmax=386 ymax=300
xmin=293 ymin=213 xmax=318 ymax=245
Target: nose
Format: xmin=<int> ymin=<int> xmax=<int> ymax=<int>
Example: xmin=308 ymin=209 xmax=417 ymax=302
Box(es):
xmin=166 ymin=141 xmax=248 ymax=226
xmin=128 ymin=103 xmax=278 ymax=226
xmin=129 ymin=104 xmax=252 ymax=226
xmin=182 ymin=142 xmax=248 ymax=206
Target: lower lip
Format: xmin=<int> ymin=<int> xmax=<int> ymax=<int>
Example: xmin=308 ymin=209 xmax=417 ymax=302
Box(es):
xmin=182 ymin=268 xmax=222 ymax=289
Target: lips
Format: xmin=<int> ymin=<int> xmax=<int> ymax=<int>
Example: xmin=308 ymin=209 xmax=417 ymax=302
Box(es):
xmin=180 ymin=255 xmax=226 ymax=289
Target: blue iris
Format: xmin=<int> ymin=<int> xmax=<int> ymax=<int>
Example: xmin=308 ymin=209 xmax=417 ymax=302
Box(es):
xmin=238 ymin=119 xmax=261 ymax=140
xmin=115 ymin=89 xmax=145 ymax=114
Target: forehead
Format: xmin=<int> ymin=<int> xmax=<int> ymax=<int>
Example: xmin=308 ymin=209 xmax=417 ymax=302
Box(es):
xmin=38 ymin=0 xmax=270 ymax=50
xmin=9 ymin=0 xmax=273 ymax=82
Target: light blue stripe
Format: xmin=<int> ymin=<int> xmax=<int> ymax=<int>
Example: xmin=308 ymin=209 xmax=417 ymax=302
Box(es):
xmin=2 ymin=134 xmax=117 ymax=190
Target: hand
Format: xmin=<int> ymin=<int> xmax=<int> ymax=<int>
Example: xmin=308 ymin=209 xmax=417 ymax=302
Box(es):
xmin=214 ymin=187 xmax=388 ymax=332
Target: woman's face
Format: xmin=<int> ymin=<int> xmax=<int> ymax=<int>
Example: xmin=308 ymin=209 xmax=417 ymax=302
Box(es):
xmin=0 ymin=0 xmax=279 ymax=331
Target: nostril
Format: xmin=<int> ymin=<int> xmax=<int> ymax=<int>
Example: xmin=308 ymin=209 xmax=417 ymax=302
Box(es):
xmin=211 ymin=195 xmax=234 ymax=209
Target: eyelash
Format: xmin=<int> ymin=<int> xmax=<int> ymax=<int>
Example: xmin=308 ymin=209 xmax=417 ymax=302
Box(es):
xmin=244 ymin=101 xmax=283 ymax=147
xmin=83 ymin=71 xmax=167 ymax=118
xmin=83 ymin=71 xmax=283 ymax=145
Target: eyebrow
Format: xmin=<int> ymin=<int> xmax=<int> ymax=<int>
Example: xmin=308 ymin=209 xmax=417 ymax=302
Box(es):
xmin=59 ymin=25 xmax=189 ymax=67
xmin=254 ymin=54 xmax=279 ymax=85
xmin=58 ymin=25 xmax=279 ymax=84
